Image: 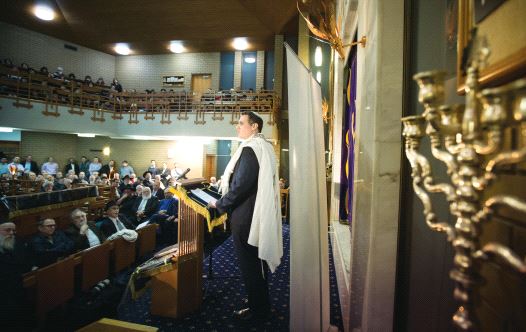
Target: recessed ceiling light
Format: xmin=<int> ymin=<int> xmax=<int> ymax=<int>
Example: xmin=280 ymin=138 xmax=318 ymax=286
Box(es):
xmin=114 ymin=43 xmax=131 ymax=55
xmin=233 ymin=38 xmax=249 ymax=51
xmin=244 ymin=56 xmax=256 ymax=64
xmin=77 ymin=133 xmax=96 ymax=138
xmin=34 ymin=5 xmax=55 ymax=21
xmin=0 ymin=127 xmax=14 ymax=133
xmin=169 ymin=41 xmax=185 ymax=53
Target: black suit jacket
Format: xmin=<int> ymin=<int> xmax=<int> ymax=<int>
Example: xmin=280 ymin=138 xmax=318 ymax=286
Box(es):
xmin=216 ymin=147 xmax=259 ymax=232
xmin=99 ymin=214 xmax=134 ymax=238
xmin=22 ymin=160 xmax=39 ymax=174
xmin=152 ymin=189 xmax=165 ymax=201
xmin=64 ymin=162 xmax=79 ymax=175
xmin=132 ymin=196 xmax=160 ymax=223
xmin=65 ymin=222 xmax=106 ymax=252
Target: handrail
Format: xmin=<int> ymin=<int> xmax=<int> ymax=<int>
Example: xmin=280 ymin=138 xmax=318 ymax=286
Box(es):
xmin=0 ymin=65 xmax=281 ymax=125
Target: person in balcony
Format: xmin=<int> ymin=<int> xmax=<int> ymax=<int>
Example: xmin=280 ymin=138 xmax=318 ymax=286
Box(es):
xmin=111 ymin=78 xmax=123 ymax=93
xmin=8 ymin=156 xmax=24 ymax=177
xmin=51 ymin=66 xmax=65 ymax=81
xmin=95 ymin=77 xmax=105 ymax=86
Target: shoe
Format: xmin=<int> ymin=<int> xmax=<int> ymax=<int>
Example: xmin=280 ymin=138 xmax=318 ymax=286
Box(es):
xmin=233 ymin=307 xmax=270 ymax=321
xmin=233 ymin=308 xmax=254 ymax=321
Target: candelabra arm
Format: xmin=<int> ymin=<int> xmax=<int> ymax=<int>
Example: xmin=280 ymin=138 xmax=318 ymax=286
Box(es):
xmin=485 ymin=146 xmax=526 ymax=174
xmin=406 ymin=149 xmax=455 ymax=240
xmin=414 ymin=147 xmax=458 ymax=204
xmin=473 ymin=242 xmax=526 ymax=273
xmin=484 ymin=195 xmax=526 ymax=217
xmin=474 ymin=129 xmax=502 ymax=155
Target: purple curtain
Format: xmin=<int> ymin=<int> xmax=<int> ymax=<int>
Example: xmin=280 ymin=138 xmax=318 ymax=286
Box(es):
xmin=338 ymin=54 xmax=357 ymax=223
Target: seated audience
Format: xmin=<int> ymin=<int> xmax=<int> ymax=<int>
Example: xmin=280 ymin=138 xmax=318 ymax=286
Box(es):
xmin=78 ymin=171 xmax=89 ymax=184
xmin=41 ymin=180 xmax=54 ymax=192
xmin=142 ymin=171 xmax=154 ymax=188
xmin=30 ymin=218 xmax=74 ymax=267
xmin=131 ymin=186 xmax=159 ymax=225
xmin=41 ymin=156 xmax=59 ymax=175
xmin=51 ymin=66 xmax=65 ymax=80
xmin=22 ymin=155 xmax=39 ymax=174
xmin=117 ymin=184 xmax=137 ymax=221
xmin=99 ymin=200 xmax=134 ymax=238
xmin=64 ymin=157 xmax=79 ymax=175
xmin=110 ymin=78 xmax=123 ymax=93
xmin=159 ymin=162 xmax=170 ymax=184
xmin=65 ymin=209 xmax=106 ymax=252
xmin=28 ymin=171 xmax=37 ymax=182
xmin=0 ymin=220 xmax=34 ymax=330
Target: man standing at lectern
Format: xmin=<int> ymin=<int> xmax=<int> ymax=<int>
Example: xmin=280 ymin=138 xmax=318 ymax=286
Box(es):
xmin=209 ymin=111 xmax=283 ymax=321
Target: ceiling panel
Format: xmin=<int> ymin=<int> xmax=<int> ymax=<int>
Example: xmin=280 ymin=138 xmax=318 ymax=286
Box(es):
xmin=0 ymin=0 xmax=298 ymax=54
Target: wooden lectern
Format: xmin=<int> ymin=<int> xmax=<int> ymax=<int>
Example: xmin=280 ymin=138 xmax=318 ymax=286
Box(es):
xmin=131 ymin=179 xmax=223 ymax=318
xmin=149 ymin=197 xmax=204 ymax=318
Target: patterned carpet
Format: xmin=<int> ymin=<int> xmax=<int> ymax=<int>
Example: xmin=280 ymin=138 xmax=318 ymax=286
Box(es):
xmin=118 ymin=225 xmax=343 ymax=331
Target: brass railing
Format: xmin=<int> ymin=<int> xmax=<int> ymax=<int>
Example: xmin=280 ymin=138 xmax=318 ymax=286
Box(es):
xmin=0 ymin=66 xmax=280 ymax=125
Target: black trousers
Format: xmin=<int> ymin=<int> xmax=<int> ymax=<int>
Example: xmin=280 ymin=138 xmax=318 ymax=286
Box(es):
xmin=231 ymin=219 xmax=270 ymax=314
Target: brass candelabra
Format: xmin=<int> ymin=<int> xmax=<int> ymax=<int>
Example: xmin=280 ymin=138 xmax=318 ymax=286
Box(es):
xmin=401 ymin=53 xmax=526 ymax=330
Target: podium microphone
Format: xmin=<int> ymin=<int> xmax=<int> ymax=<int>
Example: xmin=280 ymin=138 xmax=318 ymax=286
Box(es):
xmin=176 ymin=168 xmax=191 ymax=180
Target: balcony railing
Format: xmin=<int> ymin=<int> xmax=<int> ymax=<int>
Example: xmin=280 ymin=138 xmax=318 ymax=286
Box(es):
xmin=0 ymin=66 xmax=280 ymax=125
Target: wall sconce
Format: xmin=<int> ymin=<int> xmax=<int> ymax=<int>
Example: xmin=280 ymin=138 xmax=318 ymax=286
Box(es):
xmin=314 ymin=46 xmax=323 ymax=66
xmin=102 ymin=147 xmax=111 ymax=156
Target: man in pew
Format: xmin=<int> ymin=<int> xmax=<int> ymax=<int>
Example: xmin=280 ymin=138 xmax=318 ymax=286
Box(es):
xmin=148 ymin=188 xmax=178 ymax=245
xmin=131 ymin=186 xmax=159 ymax=226
xmin=30 ymin=218 xmax=74 ymax=268
xmin=22 ymin=155 xmax=39 ymax=175
xmin=0 ymin=220 xmax=34 ymax=330
xmin=99 ymin=200 xmax=134 ymax=238
xmin=65 ymin=209 xmax=106 ymax=252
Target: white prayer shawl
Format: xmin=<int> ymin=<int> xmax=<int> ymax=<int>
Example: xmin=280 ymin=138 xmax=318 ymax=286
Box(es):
xmin=220 ymin=134 xmax=283 ymax=272
xmin=107 ymin=229 xmax=138 ymax=242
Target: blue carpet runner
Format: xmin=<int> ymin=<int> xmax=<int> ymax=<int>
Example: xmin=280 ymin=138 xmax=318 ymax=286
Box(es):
xmin=118 ymin=225 xmax=344 ymax=331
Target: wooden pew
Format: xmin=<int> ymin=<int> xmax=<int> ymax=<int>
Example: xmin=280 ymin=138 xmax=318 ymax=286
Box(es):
xmin=78 ymin=241 xmax=112 ymax=292
xmin=112 ymin=237 xmax=136 ymax=274
xmin=35 ymin=256 xmax=76 ymax=321
xmin=136 ymin=224 xmax=158 ymax=258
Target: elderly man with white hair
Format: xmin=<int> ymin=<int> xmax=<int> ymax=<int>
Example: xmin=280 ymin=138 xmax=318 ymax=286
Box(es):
xmin=0 ymin=220 xmax=33 ymax=330
xmin=65 ymin=209 xmax=106 ymax=252
xmin=131 ymin=186 xmax=159 ymax=226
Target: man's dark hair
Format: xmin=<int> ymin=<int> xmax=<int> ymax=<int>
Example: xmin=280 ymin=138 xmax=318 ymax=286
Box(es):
xmin=242 ymin=111 xmax=263 ymax=133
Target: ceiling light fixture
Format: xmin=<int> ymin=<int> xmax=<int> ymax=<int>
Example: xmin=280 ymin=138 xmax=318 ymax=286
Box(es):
xmin=77 ymin=133 xmax=96 ymax=138
xmin=0 ymin=127 xmax=14 ymax=133
xmin=169 ymin=41 xmax=185 ymax=53
xmin=244 ymin=56 xmax=256 ymax=64
xmin=314 ymin=46 xmax=323 ymax=67
xmin=33 ymin=5 xmax=55 ymax=21
xmin=233 ymin=37 xmax=249 ymax=51
xmin=114 ymin=43 xmax=131 ymax=55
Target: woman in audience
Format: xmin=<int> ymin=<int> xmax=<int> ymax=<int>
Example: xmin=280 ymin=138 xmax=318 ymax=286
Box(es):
xmin=65 ymin=209 xmax=106 ymax=252
xmin=88 ymin=156 xmax=102 ymax=175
